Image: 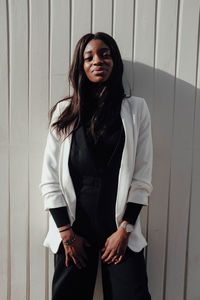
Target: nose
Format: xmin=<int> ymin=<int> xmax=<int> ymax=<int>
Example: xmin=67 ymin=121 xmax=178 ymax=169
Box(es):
xmin=93 ymin=54 xmax=103 ymax=65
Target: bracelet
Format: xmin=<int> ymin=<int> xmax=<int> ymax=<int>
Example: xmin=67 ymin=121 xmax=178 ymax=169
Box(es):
xmin=59 ymin=226 xmax=72 ymax=233
xmin=63 ymin=233 xmax=77 ymax=245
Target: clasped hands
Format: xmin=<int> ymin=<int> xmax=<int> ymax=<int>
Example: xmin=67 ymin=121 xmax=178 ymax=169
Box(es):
xmin=60 ymin=224 xmax=130 ymax=269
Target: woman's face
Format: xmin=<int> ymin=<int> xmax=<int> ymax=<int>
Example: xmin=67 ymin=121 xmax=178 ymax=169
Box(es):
xmin=83 ymin=39 xmax=114 ymax=83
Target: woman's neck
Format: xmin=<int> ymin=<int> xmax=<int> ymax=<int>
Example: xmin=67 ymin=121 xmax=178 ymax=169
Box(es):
xmin=87 ymin=82 xmax=105 ymax=99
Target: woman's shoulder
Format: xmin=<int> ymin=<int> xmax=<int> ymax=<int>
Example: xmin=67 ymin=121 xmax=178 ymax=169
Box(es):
xmin=51 ymin=98 xmax=71 ymax=120
xmin=49 ymin=98 xmax=71 ymax=126
xmin=56 ymin=98 xmax=71 ymax=112
xmin=123 ymin=95 xmax=149 ymax=114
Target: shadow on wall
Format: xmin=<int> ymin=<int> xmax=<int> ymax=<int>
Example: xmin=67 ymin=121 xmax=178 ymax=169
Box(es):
xmin=122 ymin=60 xmax=200 ymax=300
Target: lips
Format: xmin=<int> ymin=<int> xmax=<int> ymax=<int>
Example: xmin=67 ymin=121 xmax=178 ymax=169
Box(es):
xmin=93 ymin=68 xmax=106 ymax=75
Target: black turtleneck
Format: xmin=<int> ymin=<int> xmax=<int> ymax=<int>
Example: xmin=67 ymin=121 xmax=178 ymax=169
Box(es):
xmin=50 ymin=105 xmax=143 ymax=228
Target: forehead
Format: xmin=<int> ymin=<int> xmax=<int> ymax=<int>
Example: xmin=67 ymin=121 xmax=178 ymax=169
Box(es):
xmin=84 ymin=39 xmax=110 ymax=54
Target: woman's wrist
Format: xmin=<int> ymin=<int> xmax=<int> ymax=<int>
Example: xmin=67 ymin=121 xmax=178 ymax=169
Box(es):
xmin=58 ymin=224 xmax=75 ymax=241
xmin=62 ymin=232 xmax=77 ymax=246
xmin=60 ymin=228 xmax=75 ymax=242
xmin=118 ymin=226 xmax=130 ymax=238
xmin=58 ymin=224 xmax=71 ymax=231
xmin=118 ymin=221 xmax=131 ymax=237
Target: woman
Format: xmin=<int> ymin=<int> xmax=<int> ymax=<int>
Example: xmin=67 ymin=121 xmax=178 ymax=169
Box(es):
xmin=39 ymin=32 xmax=153 ymax=300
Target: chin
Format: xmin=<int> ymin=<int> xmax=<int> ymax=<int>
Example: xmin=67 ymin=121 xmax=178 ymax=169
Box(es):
xmin=91 ymin=76 xmax=109 ymax=83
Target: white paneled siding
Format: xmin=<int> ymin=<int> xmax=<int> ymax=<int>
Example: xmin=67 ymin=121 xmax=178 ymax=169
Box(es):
xmin=1 ymin=0 xmax=200 ymax=299
xmin=29 ymin=1 xmax=49 ymax=299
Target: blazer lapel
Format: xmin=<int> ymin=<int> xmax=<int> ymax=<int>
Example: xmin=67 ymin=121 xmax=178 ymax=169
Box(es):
xmin=60 ymin=98 xmax=136 ymax=225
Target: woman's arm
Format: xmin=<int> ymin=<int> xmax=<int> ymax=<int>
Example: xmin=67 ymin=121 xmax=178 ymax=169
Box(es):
xmin=122 ymin=202 xmax=143 ymax=225
xmin=127 ymin=99 xmax=153 ymax=206
xmin=101 ymin=100 xmax=153 ymax=263
xmin=39 ymin=102 xmax=67 ymax=211
xmin=49 ymin=206 xmax=70 ymax=227
xmin=39 ymin=103 xmax=92 ymax=269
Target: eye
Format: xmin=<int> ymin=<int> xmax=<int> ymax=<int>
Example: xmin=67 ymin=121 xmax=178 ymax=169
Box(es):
xmin=103 ymin=53 xmax=109 ymax=58
xmin=84 ymin=56 xmax=92 ymax=61
xmin=103 ymin=49 xmax=112 ymax=56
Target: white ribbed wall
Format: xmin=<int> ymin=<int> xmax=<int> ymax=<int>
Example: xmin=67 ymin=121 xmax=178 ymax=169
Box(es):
xmin=0 ymin=0 xmax=200 ymax=299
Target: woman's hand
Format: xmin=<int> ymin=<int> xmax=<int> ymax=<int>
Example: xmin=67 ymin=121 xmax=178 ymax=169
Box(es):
xmin=60 ymin=227 xmax=91 ymax=269
xmin=100 ymin=226 xmax=130 ymax=265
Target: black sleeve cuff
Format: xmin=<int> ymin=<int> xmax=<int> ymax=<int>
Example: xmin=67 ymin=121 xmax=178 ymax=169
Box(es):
xmin=122 ymin=203 xmax=143 ymax=225
xmin=49 ymin=206 xmax=70 ymax=228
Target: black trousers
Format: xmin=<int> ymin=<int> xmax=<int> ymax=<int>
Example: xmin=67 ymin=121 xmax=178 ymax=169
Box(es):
xmin=52 ymin=241 xmax=151 ymax=300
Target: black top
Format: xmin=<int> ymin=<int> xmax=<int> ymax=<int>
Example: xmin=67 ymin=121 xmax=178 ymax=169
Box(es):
xmin=50 ymin=112 xmax=143 ymax=228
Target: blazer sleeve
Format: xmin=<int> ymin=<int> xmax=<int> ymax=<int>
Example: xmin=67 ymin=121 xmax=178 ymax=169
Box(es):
xmin=39 ymin=102 xmax=67 ymax=211
xmin=127 ymin=99 xmax=153 ymax=205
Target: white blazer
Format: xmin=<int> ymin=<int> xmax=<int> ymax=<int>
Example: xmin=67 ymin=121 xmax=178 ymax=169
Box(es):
xmin=39 ymin=95 xmax=153 ymax=254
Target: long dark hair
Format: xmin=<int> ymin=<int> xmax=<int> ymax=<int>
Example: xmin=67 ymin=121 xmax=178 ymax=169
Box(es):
xmin=49 ymin=32 xmax=126 ymax=143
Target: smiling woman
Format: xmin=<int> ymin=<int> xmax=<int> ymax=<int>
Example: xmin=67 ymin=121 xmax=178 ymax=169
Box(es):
xmin=39 ymin=32 xmax=153 ymax=300
xmin=83 ymin=39 xmax=114 ymax=83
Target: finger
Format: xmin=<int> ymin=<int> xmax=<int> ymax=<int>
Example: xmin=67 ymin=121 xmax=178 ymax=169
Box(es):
xmin=101 ymin=248 xmax=110 ymax=260
xmin=105 ymin=239 xmax=109 ymax=248
xmin=71 ymin=255 xmax=82 ymax=270
xmin=114 ymin=255 xmax=123 ymax=265
xmin=111 ymin=254 xmax=119 ymax=263
xmin=65 ymin=252 xmax=70 ymax=268
xmin=104 ymin=250 xmax=116 ymax=263
xmin=78 ymin=255 xmax=87 ymax=268
xmin=77 ymin=248 xmax=88 ymax=264
xmin=101 ymin=249 xmax=114 ymax=262
xmin=101 ymin=238 xmax=109 ymax=253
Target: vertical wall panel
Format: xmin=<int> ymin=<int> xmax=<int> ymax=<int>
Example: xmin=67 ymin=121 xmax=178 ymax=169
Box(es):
xmin=92 ymin=0 xmax=112 ymax=34
xmin=0 ymin=0 xmax=9 ymax=299
xmin=186 ymin=16 xmax=200 ymax=298
xmin=147 ymin=1 xmax=178 ymax=299
xmin=165 ymin=0 xmax=200 ymax=299
xmin=29 ymin=1 xmax=49 ymax=300
xmin=133 ymin=0 xmax=155 ymax=265
xmin=69 ymin=0 xmax=91 ymax=96
xmin=1 ymin=1 xmax=200 ymax=299
xmin=9 ymin=0 xmax=29 ymax=299
xmin=50 ymin=0 xmax=71 ymax=102
xmin=71 ymin=0 xmax=91 ymax=55
xmin=113 ymin=0 xmax=134 ymax=95
xmin=133 ymin=0 xmax=155 ymax=114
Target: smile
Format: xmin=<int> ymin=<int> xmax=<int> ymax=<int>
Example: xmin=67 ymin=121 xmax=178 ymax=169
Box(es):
xmin=93 ymin=70 xmax=105 ymax=74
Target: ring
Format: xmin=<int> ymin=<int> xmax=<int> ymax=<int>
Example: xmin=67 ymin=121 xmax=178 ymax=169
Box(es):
xmin=114 ymin=258 xmax=119 ymax=262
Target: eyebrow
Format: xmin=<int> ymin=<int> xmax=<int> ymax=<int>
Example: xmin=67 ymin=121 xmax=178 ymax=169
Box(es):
xmin=84 ymin=47 xmax=110 ymax=55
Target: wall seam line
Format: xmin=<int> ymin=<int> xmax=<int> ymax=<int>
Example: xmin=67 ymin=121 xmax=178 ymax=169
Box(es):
xmin=162 ymin=1 xmax=181 ymax=299
xmin=6 ymin=0 xmax=11 ymax=299
xmin=26 ymin=0 xmax=30 ymax=299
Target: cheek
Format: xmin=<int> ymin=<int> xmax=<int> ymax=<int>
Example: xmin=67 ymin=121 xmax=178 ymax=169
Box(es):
xmin=83 ymin=63 xmax=91 ymax=78
xmin=83 ymin=63 xmax=87 ymax=74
